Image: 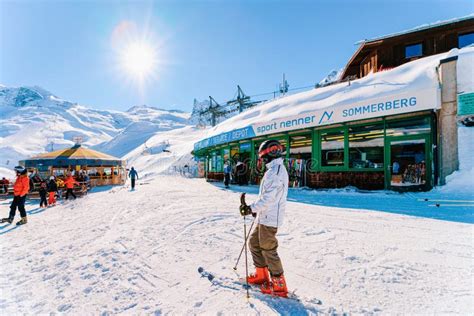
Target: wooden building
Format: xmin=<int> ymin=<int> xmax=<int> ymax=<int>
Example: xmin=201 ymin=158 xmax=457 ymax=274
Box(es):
xmin=342 ymin=15 xmax=474 ymax=80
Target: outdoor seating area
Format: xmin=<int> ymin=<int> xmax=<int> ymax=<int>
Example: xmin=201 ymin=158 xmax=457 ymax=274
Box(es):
xmin=0 ymin=144 xmax=126 ymax=200
xmin=20 ymin=144 xmax=126 ymax=188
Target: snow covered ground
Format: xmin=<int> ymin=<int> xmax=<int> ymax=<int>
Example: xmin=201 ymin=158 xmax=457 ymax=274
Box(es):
xmin=1 ymin=175 xmax=472 ymax=315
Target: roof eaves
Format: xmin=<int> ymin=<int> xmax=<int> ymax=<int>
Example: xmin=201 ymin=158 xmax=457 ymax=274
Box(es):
xmin=340 ymin=42 xmax=366 ymax=79
xmin=356 ymin=14 xmax=474 ymax=45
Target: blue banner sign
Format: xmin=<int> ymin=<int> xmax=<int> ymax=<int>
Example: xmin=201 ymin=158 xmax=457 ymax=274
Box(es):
xmin=194 ymin=126 xmax=256 ymax=151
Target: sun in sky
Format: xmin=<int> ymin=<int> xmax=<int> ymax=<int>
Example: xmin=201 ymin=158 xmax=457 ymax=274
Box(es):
xmin=120 ymin=40 xmax=157 ymax=80
xmin=111 ymin=20 xmax=164 ymax=98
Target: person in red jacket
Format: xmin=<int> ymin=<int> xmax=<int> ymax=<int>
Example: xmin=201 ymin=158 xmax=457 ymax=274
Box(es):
xmin=1 ymin=177 xmax=9 ymax=194
xmin=1 ymin=166 xmax=30 ymax=225
xmin=64 ymin=174 xmax=79 ymax=200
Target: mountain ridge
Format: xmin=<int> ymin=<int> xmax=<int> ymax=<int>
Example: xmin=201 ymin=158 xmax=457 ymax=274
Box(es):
xmin=0 ymin=84 xmax=192 ymax=175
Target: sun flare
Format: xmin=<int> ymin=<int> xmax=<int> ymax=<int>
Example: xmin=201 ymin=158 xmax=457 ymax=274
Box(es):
xmin=120 ymin=41 xmax=157 ymax=79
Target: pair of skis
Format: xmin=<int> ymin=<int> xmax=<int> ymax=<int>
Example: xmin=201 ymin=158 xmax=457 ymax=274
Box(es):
xmin=197 ymin=266 xmax=312 ymax=303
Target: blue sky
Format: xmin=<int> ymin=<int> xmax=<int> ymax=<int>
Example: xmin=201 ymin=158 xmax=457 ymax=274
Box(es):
xmin=0 ymin=0 xmax=472 ymax=112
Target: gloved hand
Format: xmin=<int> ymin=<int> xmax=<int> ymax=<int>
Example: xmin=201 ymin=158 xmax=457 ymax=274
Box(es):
xmin=239 ymin=204 xmax=253 ymax=216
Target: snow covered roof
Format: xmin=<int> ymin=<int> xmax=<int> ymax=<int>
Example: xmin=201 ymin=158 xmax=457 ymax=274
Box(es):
xmin=356 ymin=14 xmax=474 ymax=45
xmin=194 ymin=46 xmax=474 ymax=152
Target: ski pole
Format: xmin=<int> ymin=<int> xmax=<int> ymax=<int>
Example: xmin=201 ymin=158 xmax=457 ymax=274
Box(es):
xmin=243 ymin=214 xmax=250 ymax=299
xmin=233 ymin=218 xmax=255 ymax=270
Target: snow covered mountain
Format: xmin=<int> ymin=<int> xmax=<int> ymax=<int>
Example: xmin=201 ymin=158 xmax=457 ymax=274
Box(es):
xmin=93 ymin=105 xmax=190 ymax=157
xmin=0 ymin=85 xmax=191 ymax=176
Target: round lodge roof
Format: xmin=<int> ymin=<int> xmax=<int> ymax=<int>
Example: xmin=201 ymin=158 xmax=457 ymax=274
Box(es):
xmin=21 ymin=145 xmax=125 ymax=168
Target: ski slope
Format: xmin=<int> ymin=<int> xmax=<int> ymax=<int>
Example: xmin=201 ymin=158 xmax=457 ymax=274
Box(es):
xmin=0 ymin=175 xmax=472 ymax=314
xmin=123 ymin=126 xmax=209 ymax=179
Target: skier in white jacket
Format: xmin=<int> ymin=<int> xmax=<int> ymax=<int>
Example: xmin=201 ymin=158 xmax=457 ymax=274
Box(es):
xmin=240 ymin=139 xmax=289 ymax=297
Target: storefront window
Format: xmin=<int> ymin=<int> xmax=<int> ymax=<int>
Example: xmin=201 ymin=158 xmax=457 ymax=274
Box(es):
xmin=230 ymin=143 xmax=251 ymax=165
xmin=321 ymin=130 xmax=345 ymax=167
xmin=209 ymin=151 xmax=223 ymax=172
xmin=390 ymin=139 xmax=427 ymax=188
xmin=348 ymin=124 xmax=384 ymax=169
xmin=230 ymin=146 xmax=239 ymax=162
xmin=207 ymin=156 xmax=213 ymax=172
xmin=386 ymin=117 xmax=430 ymax=136
xmin=216 ymin=153 xmax=223 ymax=172
xmin=223 ymin=148 xmax=230 ymax=162
xmin=289 ymin=134 xmax=312 ymax=159
xmin=288 ymin=134 xmax=312 ymax=187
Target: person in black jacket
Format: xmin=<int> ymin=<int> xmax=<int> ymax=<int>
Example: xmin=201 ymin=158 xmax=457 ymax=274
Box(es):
xmin=39 ymin=180 xmax=48 ymax=208
xmin=128 ymin=167 xmax=139 ymax=190
xmin=47 ymin=176 xmax=58 ymax=206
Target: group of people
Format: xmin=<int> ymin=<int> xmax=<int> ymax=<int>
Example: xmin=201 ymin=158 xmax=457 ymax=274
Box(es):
xmin=1 ymin=167 xmax=86 ymax=226
xmin=223 ymin=160 xmax=248 ymax=188
xmin=1 ymin=165 xmax=139 ymax=226
xmin=37 ymin=174 xmax=81 ymax=207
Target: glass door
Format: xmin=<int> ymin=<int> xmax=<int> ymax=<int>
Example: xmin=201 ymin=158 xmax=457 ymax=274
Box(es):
xmin=387 ymin=136 xmax=431 ymax=191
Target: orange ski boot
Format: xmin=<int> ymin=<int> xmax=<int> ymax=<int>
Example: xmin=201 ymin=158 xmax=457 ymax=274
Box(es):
xmin=261 ymin=274 xmax=288 ymax=297
xmin=247 ymin=267 xmax=270 ymax=285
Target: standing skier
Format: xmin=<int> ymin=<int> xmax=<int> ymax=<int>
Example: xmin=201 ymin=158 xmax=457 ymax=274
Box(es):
xmin=223 ymin=160 xmax=231 ymax=188
xmin=1 ymin=166 xmax=30 ymax=225
xmin=129 ymin=167 xmax=139 ymax=190
xmin=239 ymin=139 xmax=289 ymax=297
xmin=64 ymin=174 xmax=78 ymax=200
xmin=47 ymin=176 xmax=58 ymax=206
xmin=39 ymin=180 xmax=48 ymax=208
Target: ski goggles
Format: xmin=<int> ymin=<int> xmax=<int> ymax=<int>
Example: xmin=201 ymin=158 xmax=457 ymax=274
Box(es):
xmin=258 ymin=144 xmax=284 ymax=159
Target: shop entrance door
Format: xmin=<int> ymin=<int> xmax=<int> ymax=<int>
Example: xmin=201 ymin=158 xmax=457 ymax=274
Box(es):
xmin=386 ymin=136 xmax=431 ymax=191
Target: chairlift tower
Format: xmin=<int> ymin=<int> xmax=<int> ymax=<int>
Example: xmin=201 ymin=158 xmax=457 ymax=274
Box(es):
xmin=200 ymin=96 xmax=226 ymax=127
xmin=279 ymin=73 xmax=289 ymax=96
xmin=227 ymin=85 xmax=261 ymax=113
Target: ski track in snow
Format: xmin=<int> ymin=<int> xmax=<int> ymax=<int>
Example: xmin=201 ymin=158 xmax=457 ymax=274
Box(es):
xmin=0 ymin=175 xmax=473 ymax=315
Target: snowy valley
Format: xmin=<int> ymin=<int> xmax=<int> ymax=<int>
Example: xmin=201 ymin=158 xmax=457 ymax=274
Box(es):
xmin=0 ymin=84 xmax=191 ymax=178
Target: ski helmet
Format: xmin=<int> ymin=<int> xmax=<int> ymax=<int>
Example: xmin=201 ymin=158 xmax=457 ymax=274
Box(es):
xmin=14 ymin=166 xmax=26 ymax=174
xmin=258 ymin=140 xmax=284 ymax=162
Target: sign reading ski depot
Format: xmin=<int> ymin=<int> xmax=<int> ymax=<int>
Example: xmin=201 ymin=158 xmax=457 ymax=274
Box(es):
xmin=194 ymin=88 xmax=440 ymax=151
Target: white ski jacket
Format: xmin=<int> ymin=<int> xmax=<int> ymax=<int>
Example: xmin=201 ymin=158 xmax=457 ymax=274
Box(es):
xmin=250 ymin=158 xmax=289 ymax=228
